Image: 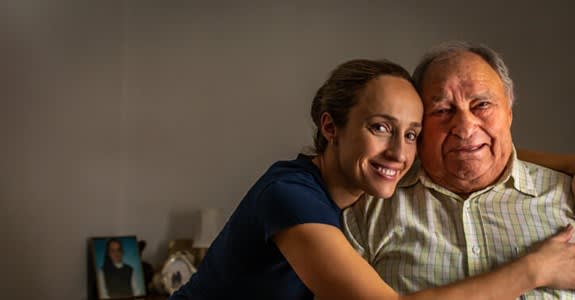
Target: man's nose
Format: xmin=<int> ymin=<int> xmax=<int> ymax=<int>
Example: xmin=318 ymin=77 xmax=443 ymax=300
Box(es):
xmin=450 ymin=109 xmax=477 ymax=139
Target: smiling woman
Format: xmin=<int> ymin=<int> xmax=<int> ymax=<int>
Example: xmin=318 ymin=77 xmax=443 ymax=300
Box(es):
xmin=167 ymin=59 xmax=575 ymax=300
xmin=311 ymin=71 xmax=423 ymax=206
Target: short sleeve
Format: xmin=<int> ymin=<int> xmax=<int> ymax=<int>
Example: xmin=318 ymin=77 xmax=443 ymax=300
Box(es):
xmin=341 ymin=197 xmax=368 ymax=259
xmin=257 ymin=179 xmax=340 ymax=242
xmin=341 ymin=194 xmax=384 ymax=262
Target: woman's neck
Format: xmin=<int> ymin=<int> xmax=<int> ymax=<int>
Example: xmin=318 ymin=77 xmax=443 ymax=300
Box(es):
xmin=312 ymin=153 xmax=363 ymax=209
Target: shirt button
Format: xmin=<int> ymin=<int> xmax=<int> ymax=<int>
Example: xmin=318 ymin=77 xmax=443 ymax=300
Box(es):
xmin=463 ymin=202 xmax=470 ymax=209
xmin=472 ymin=246 xmax=481 ymax=255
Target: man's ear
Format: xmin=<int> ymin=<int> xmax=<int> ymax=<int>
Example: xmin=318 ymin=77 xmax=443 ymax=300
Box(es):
xmin=508 ymin=107 xmax=513 ymax=126
xmin=320 ymin=112 xmax=337 ymax=144
xmin=506 ymin=98 xmax=513 ymax=126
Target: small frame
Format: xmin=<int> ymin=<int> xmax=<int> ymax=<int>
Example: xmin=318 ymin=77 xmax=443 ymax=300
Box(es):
xmin=160 ymin=251 xmax=197 ymax=295
xmin=91 ymin=236 xmax=147 ymax=299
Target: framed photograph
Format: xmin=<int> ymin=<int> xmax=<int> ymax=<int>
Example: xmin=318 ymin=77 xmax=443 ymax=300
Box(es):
xmin=91 ymin=236 xmax=147 ymax=299
xmin=160 ymin=251 xmax=197 ymax=295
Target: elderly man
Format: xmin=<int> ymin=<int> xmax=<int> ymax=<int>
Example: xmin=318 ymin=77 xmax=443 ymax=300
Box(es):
xmin=343 ymin=42 xmax=575 ymax=299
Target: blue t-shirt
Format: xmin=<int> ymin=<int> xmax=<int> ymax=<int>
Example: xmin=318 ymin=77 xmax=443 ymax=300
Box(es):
xmin=169 ymin=154 xmax=341 ymax=300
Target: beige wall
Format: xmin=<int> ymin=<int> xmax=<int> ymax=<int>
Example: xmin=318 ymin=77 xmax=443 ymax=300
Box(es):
xmin=1 ymin=1 xmax=573 ymax=299
xmin=0 ymin=1 xmax=125 ymax=299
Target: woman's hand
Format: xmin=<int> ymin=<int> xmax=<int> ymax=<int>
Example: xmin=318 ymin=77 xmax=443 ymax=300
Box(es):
xmin=525 ymin=224 xmax=575 ymax=289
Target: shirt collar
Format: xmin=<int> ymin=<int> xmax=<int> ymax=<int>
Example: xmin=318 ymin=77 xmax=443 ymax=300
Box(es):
xmin=113 ymin=262 xmax=124 ymax=269
xmin=493 ymin=147 xmax=538 ymax=197
xmin=399 ymin=146 xmax=538 ymax=199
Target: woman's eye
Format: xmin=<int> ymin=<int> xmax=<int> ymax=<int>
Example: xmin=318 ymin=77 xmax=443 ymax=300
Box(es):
xmin=405 ymin=132 xmax=418 ymax=142
xmin=370 ymin=124 xmax=391 ymax=134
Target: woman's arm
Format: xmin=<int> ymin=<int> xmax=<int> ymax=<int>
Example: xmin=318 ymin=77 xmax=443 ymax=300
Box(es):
xmin=403 ymin=225 xmax=575 ymax=299
xmin=517 ymin=149 xmax=575 ymax=175
xmin=274 ymin=223 xmax=575 ymax=300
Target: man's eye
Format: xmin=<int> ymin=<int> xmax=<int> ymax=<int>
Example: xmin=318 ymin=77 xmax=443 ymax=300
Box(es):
xmin=433 ymin=108 xmax=451 ymax=115
xmin=475 ymin=101 xmax=491 ymax=109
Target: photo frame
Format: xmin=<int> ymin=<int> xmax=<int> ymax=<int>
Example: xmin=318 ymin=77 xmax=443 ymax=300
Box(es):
xmin=90 ymin=236 xmax=147 ymax=299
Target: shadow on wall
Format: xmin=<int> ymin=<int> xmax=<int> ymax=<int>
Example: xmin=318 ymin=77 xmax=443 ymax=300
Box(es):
xmin=156 ymin=208 xmax=226 ymax=264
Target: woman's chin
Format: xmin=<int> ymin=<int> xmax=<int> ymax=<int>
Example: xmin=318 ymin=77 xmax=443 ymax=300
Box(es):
xmin=365 ymin=185 xmax=395 ymax=199
xmin=362 ymin=172 xmax=399 ymax=199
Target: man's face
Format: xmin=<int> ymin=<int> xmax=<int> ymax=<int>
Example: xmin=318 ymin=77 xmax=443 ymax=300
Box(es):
xmin=418 ymin=51 xmax=513 ymax=195
xmin=108 ymin=241 xmax=123 ymax=264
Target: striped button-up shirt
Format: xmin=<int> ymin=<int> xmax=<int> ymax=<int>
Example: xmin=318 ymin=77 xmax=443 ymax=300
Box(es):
xmin=343 ymin=152 xmax=575 ymax=299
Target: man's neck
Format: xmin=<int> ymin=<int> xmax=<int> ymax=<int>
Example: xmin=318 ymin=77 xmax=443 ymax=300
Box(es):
xmin=425 ymin=150 xmax=514 ymax=198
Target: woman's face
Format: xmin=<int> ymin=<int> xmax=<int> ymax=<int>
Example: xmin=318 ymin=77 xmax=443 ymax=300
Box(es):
xmin=333 ymin=75 xmax=423 ymax=199
xmin=108 ymin=241 xmax=124 ymax=264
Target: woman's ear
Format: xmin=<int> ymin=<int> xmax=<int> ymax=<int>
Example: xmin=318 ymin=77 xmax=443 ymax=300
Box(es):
xmin=320 ymin=112 xmax=337 ymax=145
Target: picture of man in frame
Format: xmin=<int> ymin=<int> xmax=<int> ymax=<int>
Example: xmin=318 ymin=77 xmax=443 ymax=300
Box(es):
xmin=92 ymin=236 xmax=146 ymax=299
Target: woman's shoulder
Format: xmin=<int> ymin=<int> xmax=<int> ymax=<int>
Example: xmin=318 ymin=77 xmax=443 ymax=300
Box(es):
xmin=256 ymin=155 xmax=337 ymax=216
xmin=235 ymin=154 xmax=336 ymax=223
xmin=264 ymin=154 xmax=322 ymax=187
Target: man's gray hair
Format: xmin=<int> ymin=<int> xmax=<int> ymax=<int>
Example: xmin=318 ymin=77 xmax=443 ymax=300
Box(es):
xmin=412 ymin=41 xmax=515 ymax=106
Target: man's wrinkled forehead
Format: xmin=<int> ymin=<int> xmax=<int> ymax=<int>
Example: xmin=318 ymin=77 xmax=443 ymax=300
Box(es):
xmin=423 ymin=51 xmax=480 ymax=82
xmin=421 ymin=51 xmax=506 ymax=97
xmin=430 ymin=50 xmax=469 ymax=65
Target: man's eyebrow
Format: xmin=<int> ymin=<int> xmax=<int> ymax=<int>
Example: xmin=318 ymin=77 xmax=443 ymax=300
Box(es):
xmin=470 ymin=92 xmax=493 ymax=99
xmin=431 ymin=91 xmax=493 ymax=103
xmin=431 ymin=95 xmax=449 ymax=103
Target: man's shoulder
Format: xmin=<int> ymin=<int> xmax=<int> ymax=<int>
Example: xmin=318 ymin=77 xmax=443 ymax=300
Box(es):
xmin=518 ymin=159 xmax=572 ymax=194
xmin=519 ymin=159 xmax=571 ymax=181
